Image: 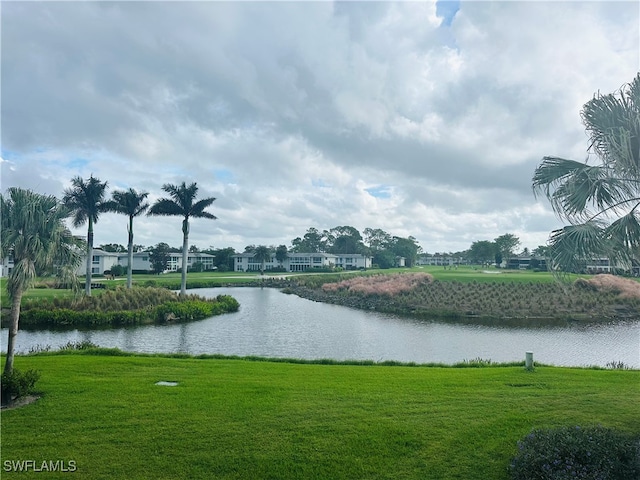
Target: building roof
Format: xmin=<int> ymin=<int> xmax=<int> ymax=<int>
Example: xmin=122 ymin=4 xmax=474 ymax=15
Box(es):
xmin=91 ymin=248 xmax=120 ymax=257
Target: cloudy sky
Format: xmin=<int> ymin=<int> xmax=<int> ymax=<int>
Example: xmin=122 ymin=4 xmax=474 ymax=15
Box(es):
xmin=2 ymin=1 xmax=638 ymax=254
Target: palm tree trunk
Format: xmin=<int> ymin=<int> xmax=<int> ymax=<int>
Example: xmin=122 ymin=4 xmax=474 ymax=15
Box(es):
xmin=127 ymin=216 xmax=134 ymax=289
xmin=85 ymin=218 xmax=93 ymax=296
xmin=4 ymin=289 xmax=23 ymax=376
xmin=181 ymin=218 xmax=189 ymax=296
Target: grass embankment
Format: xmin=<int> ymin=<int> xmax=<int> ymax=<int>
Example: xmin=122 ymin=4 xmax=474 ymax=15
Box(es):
xmin=289 ymin=272 xmax=640 ymax=323
xmin=1 ymin=353 xmax=638 ymax=479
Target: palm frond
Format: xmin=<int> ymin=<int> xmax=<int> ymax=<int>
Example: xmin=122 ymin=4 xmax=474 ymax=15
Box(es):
xmin=533 ymin=156 xmax=635 ymax=220
xmin=148 ymin=198 xmax=185 ymax=217
xmin=2 ymin=188 xmax=80 ymax=298
xmin=62 ymin=175 xmax=110 ymax=225
xmin=604 ymin=208 xmax=640 ymax=252
xmin=547 ymin=221 xmax=607 ymax=277
xmin=536 ymin=73 xmax=640 ymax=276
xmin=190 ymin=197 xmax=217 ymax=219
xmin=110 ymin=188 xmax=149 ymax=217
xmin=582 ymin=73 xmax=640 ymax=177
xmin=161 ymin=182 xmax=198 ymax=210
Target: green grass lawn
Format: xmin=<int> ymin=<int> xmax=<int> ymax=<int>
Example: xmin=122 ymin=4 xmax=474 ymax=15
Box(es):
xmin=2 ymin=353 xmax=638 ymax=479
xmin=415 ymin=265 xmax=562 ymax=283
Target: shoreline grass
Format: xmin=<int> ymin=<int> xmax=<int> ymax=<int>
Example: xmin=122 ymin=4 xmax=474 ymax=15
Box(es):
xmin=1 ymin=352 xmax=638 ymax=479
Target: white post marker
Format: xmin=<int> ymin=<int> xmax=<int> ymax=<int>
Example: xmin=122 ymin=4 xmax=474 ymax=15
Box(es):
xmin=525 ymin=351 xmax=534 ymax=370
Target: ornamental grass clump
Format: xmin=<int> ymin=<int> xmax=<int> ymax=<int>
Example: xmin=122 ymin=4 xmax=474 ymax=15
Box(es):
xmin=321 ymin=273 xmax=433 ymax=296
xmin=509 ymin=425 xmax=640 ymax=480
xmin=575 ymin=274 xmax=640 ymax=299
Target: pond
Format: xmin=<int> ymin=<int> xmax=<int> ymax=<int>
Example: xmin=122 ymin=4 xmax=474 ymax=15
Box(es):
xmin=3 ymin=287 xmax=639 ymax=368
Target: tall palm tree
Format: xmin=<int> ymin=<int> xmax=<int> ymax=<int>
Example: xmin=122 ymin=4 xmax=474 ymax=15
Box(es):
xmin=148 ymin=182 xmax=216 ymax=296
xmin=533 ymin=73 xmax=640 ymax=274
xmin=108 ymin=188 xmax=149 ymax=289
xmin=1 ymin=188 xmax=82 ymax=376
xmin=275 ymin=245 xmax=288 ymax=268
xmin=62 ymin=175 xmax=110 ymax=296
xmin=253 ymin=245 xmax=272 ymax=274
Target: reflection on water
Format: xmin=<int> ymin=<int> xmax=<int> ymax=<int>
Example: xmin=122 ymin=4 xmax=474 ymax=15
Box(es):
xmin=3 ymin=287 xmax=639 ymax=367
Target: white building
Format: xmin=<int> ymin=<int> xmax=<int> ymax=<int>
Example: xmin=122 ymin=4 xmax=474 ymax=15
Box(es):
xmin=233 ymin=252 xmax=371 ymax=272
xmin=75 ymin=249 xmax=216 ymax=275
xmin=1 ymin=252 xmax=14 ymax=277
xmin=75 ymin=249 xmax=121 ymax=276
xmin=164 ymin=252 xmax=215 ymax=272
xmin=417 ymin=254 xmax=463 ymax=266
xmin=118 ymin=251 xmax=153 ymax=272
xmin=333 ymin=254 xmax=372 ymax=271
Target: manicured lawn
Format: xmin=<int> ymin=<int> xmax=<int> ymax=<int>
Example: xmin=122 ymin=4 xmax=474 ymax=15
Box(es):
xmin=1 ymin=353 xmax=638 ymax=479
xmin=412 ymin=265 xmax=569 ymax=283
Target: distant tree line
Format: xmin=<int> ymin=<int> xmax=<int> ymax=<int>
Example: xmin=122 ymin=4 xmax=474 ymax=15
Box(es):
xmin=427 ymin=234 xmax=549 ymax=268
xmin=131 ymin=229 xmax=552 ymax=275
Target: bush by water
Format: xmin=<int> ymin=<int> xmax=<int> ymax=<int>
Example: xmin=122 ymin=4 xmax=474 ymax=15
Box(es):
xmin=7 ymin=286 xmax=239 ymax=327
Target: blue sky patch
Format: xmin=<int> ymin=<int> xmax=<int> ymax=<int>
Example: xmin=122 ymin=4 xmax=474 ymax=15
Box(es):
xmin=1 ymin=149 xmax=19 ymax=161
xmin=365 ymin=186 xmax=391 ymax=199
xmin=214 ymin=168 xmax=235 ymax=182
xmin=436 ymin=0 xmax=460 ymax=27
xmin=66 ymin=157 xmax=89 ymax=170
xmin=312 ymin=178 xmax=331 ymax=188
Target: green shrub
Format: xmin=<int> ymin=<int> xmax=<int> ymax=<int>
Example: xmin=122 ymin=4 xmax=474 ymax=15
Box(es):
xmin=110 ymin=264 xmax=125 ymax=277
xmin=509 ymin=425 xmax=640 ymax=480
xmin=1 ymin=368 xmax=41 ymax=405
xmin=19 ymin=308 xmax=149 ymax=326
xmin=59 ymin=341 xmax=100 ymax=351
xmin=154 ymin=296 xmax=238 ymax=321
xmin=215 ymin=294 xmax=240 ymax=312
xmin=188 ymin=262 xmax=204 ymax=273
xmin=15 ymin=288 xmax=240 ymax=327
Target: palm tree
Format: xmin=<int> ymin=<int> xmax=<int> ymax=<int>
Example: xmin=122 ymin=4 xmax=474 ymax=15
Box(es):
xmin=148 ymin=182 xmax=216 ymax=295
xmin=533 ymin=73 xmax=640 ymax=274
xmin=253 ymin=245 xmax=272 ymax=274
xmin=275 ymin=245 xmax=288 ymax=268
xmin=108 ymin=188 xmax=149 ymax=289
xmin=62 ymin=175 xmax=110 ymax=296
xmin=1 ymin=188 xmax=82 ymax=376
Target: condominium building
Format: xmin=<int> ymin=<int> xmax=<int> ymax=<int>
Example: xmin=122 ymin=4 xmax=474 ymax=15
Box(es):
xmin=233 ymin=252 xmax=372 ymax=272
xmin=72 ymin=249 xmax=216 ymax=275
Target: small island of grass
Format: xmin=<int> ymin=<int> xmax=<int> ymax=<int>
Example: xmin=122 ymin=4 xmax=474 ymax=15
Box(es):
xmin=287 ymin=272 xmax=640 ymax=324
xmin=2 ymin=286 xmax=239 ymax=328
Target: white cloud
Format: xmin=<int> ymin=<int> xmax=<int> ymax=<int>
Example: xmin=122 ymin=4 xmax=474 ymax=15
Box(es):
xmin=1 ymin=1 xmax=638 ymax=254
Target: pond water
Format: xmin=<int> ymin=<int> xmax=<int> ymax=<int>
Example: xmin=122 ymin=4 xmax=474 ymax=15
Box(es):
xmin=3 ymin=287 xmax=639 ymax=367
